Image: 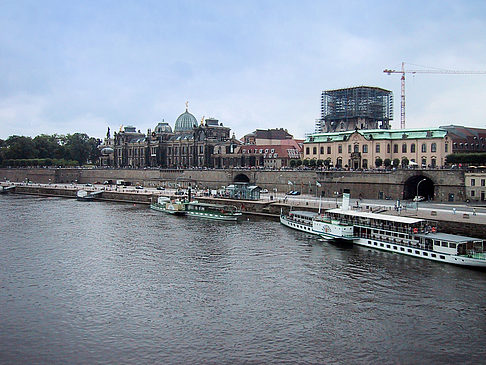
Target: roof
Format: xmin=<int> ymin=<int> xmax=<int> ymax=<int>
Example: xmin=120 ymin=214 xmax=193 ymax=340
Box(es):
xmin=326 ymin=208 xmax=423 ymax=224
xmin=305 ymin=128 xmax=447 ymax=144
xmin=415 ymin=232 xmax=483 ymax=242
xmin=248 ymin=129 xmax=293 ymax=140
xmin=289 ymin=210 xmax=319 ymax=218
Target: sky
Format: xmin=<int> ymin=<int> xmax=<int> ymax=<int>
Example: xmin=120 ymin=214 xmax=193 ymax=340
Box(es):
xmin=1 ymin=0 xmax=486 ymax=140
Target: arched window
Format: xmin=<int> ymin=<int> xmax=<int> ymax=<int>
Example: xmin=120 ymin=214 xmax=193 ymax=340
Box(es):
xmin=402 ymin=143 xmax=407 ymax=153
xmin=431 ymin=143 xmax=437 ymax=152
xmin=411 ymin=143 xmax=416 ymax=153
xmin=393 ymin=144 xmax=398 ymax=153
xmin=354 ymin=144 xmax=359 ymax=153
xmin=422 ymin=143 xmax=427 ymax=153
xmin=336 ymin=157 xmax=343 ymax=168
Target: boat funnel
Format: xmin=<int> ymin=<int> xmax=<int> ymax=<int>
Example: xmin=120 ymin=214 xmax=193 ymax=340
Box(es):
xmin=342 ymin=193 xmax=350 ymax=211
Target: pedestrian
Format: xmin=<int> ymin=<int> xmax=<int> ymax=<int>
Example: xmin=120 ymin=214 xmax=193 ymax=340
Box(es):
xmin=473 ymin=208 xmax=476 ymax=216
xmin=453 ymin=207 xmax=456 ymax=215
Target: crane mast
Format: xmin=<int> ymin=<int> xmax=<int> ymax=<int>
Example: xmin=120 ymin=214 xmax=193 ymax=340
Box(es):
xmin=383 ymin=62 xmax=486 ymax=129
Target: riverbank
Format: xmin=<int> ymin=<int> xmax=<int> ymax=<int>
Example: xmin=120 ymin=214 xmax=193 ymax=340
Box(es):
xmin=2 ymin=182 xmax=486 ymax=238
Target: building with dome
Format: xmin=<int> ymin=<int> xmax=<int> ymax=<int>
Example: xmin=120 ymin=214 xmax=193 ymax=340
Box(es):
xmin=107 ymin=106 xmax=241 ymax=169
xmin=174 ymin=108 xmax=198 ymax=132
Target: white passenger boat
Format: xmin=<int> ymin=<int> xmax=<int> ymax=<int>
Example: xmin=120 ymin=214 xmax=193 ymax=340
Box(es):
xmin=280 ymin=210 xmax=355 ymax=244
xmin=150 ymin=197 xmax=186 ymax=216
xmin=325 ymin=208 xmax=486 ymax=268
xmin=184 ymin=201 xmax=242 ymax=221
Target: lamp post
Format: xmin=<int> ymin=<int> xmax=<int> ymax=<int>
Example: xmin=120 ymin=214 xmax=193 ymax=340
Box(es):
xmin=416 ymin=178 xmax=427 ymax=212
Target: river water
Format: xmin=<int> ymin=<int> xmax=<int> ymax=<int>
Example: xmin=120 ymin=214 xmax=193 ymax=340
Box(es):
xmin=0 ymin=194 xmax=485 ymax=364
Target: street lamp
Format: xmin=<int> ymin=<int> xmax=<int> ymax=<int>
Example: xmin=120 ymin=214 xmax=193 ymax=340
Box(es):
xmin=416 ymin=178 xmax=427 ymax=212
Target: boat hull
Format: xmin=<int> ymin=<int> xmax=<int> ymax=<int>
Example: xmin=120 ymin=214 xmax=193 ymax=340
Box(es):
xmin=150 ymin=204 xmax=186 ymax=216
xmin=186 ymin=211 xmax=241 ymax=221
xmin=354 ymin=237 xmax=486 ymax=268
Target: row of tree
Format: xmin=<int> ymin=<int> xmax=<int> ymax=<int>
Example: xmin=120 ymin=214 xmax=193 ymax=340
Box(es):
xmin=291 ymin=158 xmax=406 ymax=169
xmin=446 ymin=153 xmax=486 ymax=165
xmin=0 ymin=134 xmax=102 ymax=167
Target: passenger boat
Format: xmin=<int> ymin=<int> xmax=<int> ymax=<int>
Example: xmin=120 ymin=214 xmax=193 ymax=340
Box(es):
xmin=150 ymin=196 xmax=186 ymax=216
xmin=325 ymin=208 xmax=486 ymax=268
xmin=76 ymin=190 xmax=95 ymax=201
xmin=184 ymin=201 xmax=242 ymax=221
xmin=280 ymin=209 xmax=355 ymax=244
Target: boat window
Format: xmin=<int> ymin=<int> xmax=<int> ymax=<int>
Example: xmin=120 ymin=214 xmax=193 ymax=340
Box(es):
xmin=368 ymin=241 xmax=371 ymax=244
xmin=435 ymin=240 xmax=441 ymax=246
xmin=393 ymin=246 xmax=397 ymax=250
xmin=440 ymin=255 xmax=445 ymax=260
xmin=400 ymin=247 xmax=404 ymax=251
xmin=431 ymin=254 xmax=436 ymax=258
xmin=450 ymin=243 xmax=456 ymax=249
xmin=380 ymin=243 xmax=384 ymax=247
xmin=423 ymin=252 xmax=428 ymax=256
xmin=408 ymin=249 xmax=412 ymax=253
xmin=374 ymin=242 xmax=377 ymax=246
xmin=441 ymin=242 xmax=448 ymax=247
xmin=415 ymin=250 xmax=420 ymax=254
xmin=386 ymin=244 xmax=390 ymax=248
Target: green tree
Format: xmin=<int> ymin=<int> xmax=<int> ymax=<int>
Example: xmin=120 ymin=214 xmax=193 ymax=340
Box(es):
xmin=316 ymin=159 xmax=324 ymax=167
xmin=384 ymin=158 xmax=392 ymax=168
xmin=290 ymin=159 xmax=297 ymax=168
xmin=401 ymin=157 xmax=409 ymax=167
xmin=296 ymin=159 xmax=302 ymax=167
xmin=309 ymin=159 xmax=316 ymax=167
xmin=392 ymin=158 xmax=400 ymax=168
xmin=303 ymin=159 xmax=310 ymax=167
xmin=375 ymin=157 xmax=383 ymax=168
xmin=5 ymin=136 xmax=36 ymax=159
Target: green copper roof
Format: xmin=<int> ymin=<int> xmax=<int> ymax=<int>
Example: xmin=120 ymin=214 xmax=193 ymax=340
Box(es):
xmin=304 ymin=128 xmax=448 ymax=144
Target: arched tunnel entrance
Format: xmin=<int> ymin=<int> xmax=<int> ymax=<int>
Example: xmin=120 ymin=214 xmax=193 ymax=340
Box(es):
xmin=403 ymin=175 xmax=435 ymax=200
xmin=234 ymin=173 xmax=250 ymax=183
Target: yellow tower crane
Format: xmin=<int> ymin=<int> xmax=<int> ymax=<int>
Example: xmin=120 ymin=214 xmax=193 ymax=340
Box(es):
xmin=383 ymin=62 xmax=486 ymax=129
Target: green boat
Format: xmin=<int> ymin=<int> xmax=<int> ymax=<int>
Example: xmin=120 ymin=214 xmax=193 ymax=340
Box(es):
xmin=184 ymin=201 xmax=242 ymax=221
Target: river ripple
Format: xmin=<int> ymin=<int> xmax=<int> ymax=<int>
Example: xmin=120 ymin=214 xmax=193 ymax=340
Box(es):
xmin=0 ymin=195 xmax=485 ymax=364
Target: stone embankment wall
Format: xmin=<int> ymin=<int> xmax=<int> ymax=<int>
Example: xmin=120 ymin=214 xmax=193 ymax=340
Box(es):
xmin=6 ymin=184 xmax=485 ymax=238
xmin=1 ymin=167 xmax=465 ymax=202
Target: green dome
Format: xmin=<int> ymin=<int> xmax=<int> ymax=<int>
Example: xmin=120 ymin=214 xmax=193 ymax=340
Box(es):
xmin=174 ymin=109 xmax=197 ymax=132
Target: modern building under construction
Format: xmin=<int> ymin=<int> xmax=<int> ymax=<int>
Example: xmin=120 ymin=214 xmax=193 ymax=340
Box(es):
xmin=316 ymin=86 xmax=393 ymax=133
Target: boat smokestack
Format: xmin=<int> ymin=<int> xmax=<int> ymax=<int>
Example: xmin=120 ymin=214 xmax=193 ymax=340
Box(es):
xmin=342 ymin=193 xmax=350 ymax=211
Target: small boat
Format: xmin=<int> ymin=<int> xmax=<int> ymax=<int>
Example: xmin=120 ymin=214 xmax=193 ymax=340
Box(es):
xmin=150 ymin=196 xmax=186 ymax=216
xmin=184 ymin=201 xmax=242 ymax=221
xmin=77 ymin=190 xmax=95 ymax=201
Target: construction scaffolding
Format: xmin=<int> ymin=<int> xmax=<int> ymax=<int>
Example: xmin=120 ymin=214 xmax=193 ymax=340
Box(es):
xmin=319 ymin=86 xmax=393 ymax=133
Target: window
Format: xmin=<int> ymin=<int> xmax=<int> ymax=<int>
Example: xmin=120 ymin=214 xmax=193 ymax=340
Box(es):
xmin=411 ymin=143 xmax=416 ymax=153
xmin=313 ymin=147 xmax=317 ymax=154
xmin=338 ymin=145 xmax=342 ymax=153
xmin=431 ymin=158 xmax=436 ymax=168
xmin=327 ymin=146 xmax=331 ymax=154
xmin=320 ymin=147 xmax=324 ymax=154
xmin=362 ymin=159 xmax=368 ymax=169
xmin=376 ymin=144 xmax=380 ymax=153
xmin=271 ymin=149 xmax=274 ymax=153
xmin=422 ymin=143 xmax=427 ymax=152
xmin=394 ymin=144 xmax=398 ymax=153
xmin=431 ymin=143 xmax=437 ymax=152
xmin=445 ymin=144 xmax=448 ymax=153
xmin=481 ymin=179 xmax=485 ymax=187
xmin=306 ymin=147 xmax=310 ymax=155
xmin=362 ymin=144 xmax=368 ymax=153
xmin=471 ymin=179 xmax=476 ymax=186
xmin=354 ymin=144 xmax=359 ymax=153
xmin=348 ymin=145 xmax=351 ymax=153
xmin=387 ymin=144 xmax=390 ymax=153
xmin=471 ymin=190 xmax=475 ymax=197
xmin=422 ymin=158 xmax=427 ymax=166
xmin=402 ymin=143 xmax=407 ymax=153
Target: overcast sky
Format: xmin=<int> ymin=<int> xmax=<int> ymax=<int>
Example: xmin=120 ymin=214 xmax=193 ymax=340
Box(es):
xmin=1 ymin=0 xmax=486 ymax=140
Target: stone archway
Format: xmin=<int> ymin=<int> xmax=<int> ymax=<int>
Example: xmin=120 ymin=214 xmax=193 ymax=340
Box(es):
xmin=403 ymin=175 xmax=435 ymax=200
xmin=234 ymin=173 xmax=250 ymax=183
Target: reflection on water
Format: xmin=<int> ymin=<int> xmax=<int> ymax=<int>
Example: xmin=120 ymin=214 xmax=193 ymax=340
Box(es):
xmin=0 ymin=195 xmax=485 ymax=364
